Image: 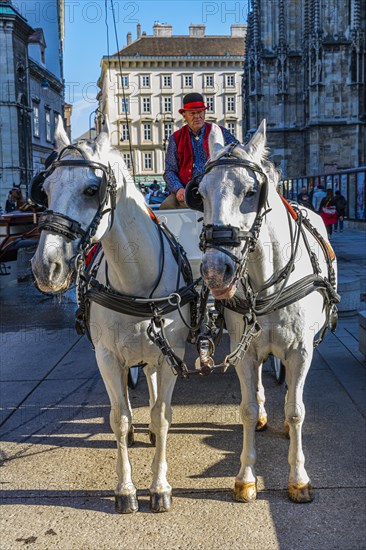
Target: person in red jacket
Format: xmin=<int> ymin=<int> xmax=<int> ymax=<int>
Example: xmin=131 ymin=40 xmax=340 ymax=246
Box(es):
xmin=160 ymin=93 xmax=237 ymax=209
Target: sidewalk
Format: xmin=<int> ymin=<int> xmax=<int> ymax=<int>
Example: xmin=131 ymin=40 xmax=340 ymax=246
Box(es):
xmin=0 ymin=227 xmax=365 ymax=550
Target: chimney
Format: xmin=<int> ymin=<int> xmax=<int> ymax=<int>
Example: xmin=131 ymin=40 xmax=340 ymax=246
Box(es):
xmin=137 ymin=23 xmax=141 ymax=39
xmin=153 ymin=22 xmax=173 ymax=37
xmin=127 ymin=32 xmax=132 ymax=45
xmin=231 ymin=24 xmax=246 ymax=38
xmin=189 ymin=24 xmax=206 ymax=37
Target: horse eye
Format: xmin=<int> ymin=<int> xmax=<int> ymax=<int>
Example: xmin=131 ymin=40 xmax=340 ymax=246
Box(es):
xmin=84 ymin=185 xmax=98 ymax=197
xmin=246 ymin=190 xmax=256 ymax=198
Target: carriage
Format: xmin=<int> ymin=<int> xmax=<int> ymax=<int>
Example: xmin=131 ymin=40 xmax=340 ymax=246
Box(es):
xmin=30 ymin=116 xmax=339 ymax=513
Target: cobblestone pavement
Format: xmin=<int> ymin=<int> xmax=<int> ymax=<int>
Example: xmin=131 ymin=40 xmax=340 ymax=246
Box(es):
xmin=0 ymin=224 xmax=365 ymax=550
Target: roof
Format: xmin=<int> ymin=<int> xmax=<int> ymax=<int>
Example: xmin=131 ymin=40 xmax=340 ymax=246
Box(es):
xmin=113 ymin=36 xmax=244 ymax=58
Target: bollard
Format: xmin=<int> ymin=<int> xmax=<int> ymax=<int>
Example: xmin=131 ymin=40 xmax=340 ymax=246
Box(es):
xmin=337 ymin=276 xmax=360 ymax=316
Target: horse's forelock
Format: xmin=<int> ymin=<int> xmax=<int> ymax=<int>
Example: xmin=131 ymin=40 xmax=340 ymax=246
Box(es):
xmin=234 ymin=144 xmax=281 ymax=188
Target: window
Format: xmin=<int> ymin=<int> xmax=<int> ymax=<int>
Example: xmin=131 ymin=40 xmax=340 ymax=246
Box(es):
xmin=205 ymin=96 xmax=215 ymax=113
xmin=120 ymin=75 xmax=129 ymax=88
xmin=163 ymin=74 xmax=171 ymax=87
xmin=227 ymin=122 xmax=236 ymax=137
xmin=164 ymin=123 xmax=172 ymax=141
xmin=33 ymin=104 xmax=40 ymax=137
xmin=205 ymin=74 xmax=214 ymax=87
xmin=120 ymin=123 xmax=130 ymax=141
xmin=226 ymin=74 xmax=235 ymax=87
xmin=45 ymin=110 xmax=51 ymax=142
xmin=142 ymin=97 xmax=151 ymax=113
xmin=163 ymin=96 xmax=172 ymax=113
xmin=144 ymin=152 xmax=153 ymax=170
xmin=141 ymin=74 xmax=150 ymax=87
xmin=123 ymin=153 xmax=131 ymax=169
xmin=227 ymin=96 xmax=236 ymax=113
xmin=143 ymin=123 xmax=152 ymax=141
xmin=184 ymin=74 xmax=193 ymax=87
xmin=121 ymin=97 xmax=129 ymax=113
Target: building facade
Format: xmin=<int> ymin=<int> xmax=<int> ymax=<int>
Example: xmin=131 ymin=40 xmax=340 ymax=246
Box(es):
xmin=244 ymin=0 xmax=365 ymax=178
xmin=97 ymin=23 xmax=246 ymax=184
xmin=0 ymin=0 xmax=64 ymax=205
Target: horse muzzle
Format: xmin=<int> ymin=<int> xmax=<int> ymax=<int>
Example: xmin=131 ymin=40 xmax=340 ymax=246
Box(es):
xmin=201 ymin=249 xmax=237 ymax=300
xmin=31 ymin=234 xmax=74 ymax=293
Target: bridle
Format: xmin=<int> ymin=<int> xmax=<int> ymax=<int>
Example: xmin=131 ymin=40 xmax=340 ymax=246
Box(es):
xmin=30 ymin=144 xmax=117 ymax=254
xmin=186 ymin=144 xmax=269 ymax=283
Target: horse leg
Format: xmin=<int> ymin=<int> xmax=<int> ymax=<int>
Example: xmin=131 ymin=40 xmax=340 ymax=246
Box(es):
xmin=144 ymin=366 xmax=158 ymax=446
xmin=149 ymin=360 xmax=178 ymax=512
xmin=256 ymin=363 xmax=268 ymax=431
xmin=96 ymin=348 xmax=138 ymax=514
xmin=284 ymin=352 xmax=314 ymax=503
xmin=234 ymin=357 xmax=259 ymax=502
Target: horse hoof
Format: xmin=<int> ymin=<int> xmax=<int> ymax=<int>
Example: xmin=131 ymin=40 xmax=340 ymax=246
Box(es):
xmin=233 ymin=481 xmax=257 ymax=502
xmin=148 ymin=430 xmax=156 ymax=447
xmin=149 ymin=492 xmax=172 ymax=512
xmin=288 ymin=482 xmax=314 ymax=503
xmin=256 ymin=415 xmax=268 ymax=431
xmin=128 ymin=426 xmax=135 ymax=447
xmin=115 ymin=493 xmax=139 ymax=514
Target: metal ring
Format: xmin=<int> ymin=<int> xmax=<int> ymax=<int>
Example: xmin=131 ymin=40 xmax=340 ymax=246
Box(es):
xmin=168 ymin=292 xmax=181 ymax=307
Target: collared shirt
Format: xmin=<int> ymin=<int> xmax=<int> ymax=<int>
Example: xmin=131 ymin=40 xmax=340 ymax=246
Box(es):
xmin=164 ymin=123 xmax=237 ymax=194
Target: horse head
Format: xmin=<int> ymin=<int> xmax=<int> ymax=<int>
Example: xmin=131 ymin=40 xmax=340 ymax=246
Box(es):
xmin=31 ymin=115 xmax=123 ymax=293
xmin=197 ymin=120 xmax=277 ymax=300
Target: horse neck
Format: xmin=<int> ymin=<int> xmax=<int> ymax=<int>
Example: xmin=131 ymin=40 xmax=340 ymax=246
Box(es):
xmin=247 ymin=190 xmax=292 ymax=291
xmin=100 ymin=180 xmax=164 ymax=296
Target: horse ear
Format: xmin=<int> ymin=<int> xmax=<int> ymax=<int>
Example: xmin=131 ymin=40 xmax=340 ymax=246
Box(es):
xmin=208 ymin=123 xmax=225 ymax=159
xmin=55 ymin=115 xmax=70 ymax=150
xmin=245 ymin=119 xmax=267 ymax=161
xmin=95 ymin=116 xmax=110 ymax=152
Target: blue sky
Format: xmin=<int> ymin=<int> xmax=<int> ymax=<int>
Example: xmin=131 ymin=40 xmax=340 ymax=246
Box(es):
xmin=64 ymin=1 xmax=249 ymax=138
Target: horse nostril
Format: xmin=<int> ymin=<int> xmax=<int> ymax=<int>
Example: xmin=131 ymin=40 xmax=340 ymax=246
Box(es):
xmin=224 ymin=262 xmax=234 ymax=281
xmin=49 ymin=261 xmax=62 ymax=281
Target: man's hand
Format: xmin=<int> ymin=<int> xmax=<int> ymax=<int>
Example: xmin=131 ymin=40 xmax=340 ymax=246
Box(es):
xmin=176 ymin=188 xmax=185 ymax=202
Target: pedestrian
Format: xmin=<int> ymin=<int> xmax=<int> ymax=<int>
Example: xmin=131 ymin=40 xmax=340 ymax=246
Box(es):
xmin=5 ymin=187 xmax=25 ymax=212
xmin=160 ymin=93 xmax=237 ymax=209
xmin=297 ymin=186 xmax=313 ymax=210
xmin=44 ymin=141 xmax=58 ymax=169
xmin=5 ymin=190 xmax=16 ymax=213
xmin=145 ymin=180 xmax=164 ymax=204
xmin=334 ymin=190 xmax=347 ymax=233
xmin=312 ymin=184 xmax=327 ymax=212
xmin=319 ymin=189 xmax=338 ymax=238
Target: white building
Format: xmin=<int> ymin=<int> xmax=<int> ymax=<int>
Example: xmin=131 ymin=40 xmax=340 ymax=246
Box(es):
xmin=97 ymin=23 xmax=246 ymax=185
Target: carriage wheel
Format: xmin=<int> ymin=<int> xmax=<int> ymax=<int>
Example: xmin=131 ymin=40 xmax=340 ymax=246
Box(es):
xmin=128 ymin=366 xmax=141 ymax=389
xmin=271 ymin=356 xmax=286 ymax=385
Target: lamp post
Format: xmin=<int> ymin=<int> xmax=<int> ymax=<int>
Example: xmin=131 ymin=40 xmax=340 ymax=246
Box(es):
xmin=89 ymin=108 xmax=104 ymax=139
xmin=155 ymin=112 xmax=174 ymax=154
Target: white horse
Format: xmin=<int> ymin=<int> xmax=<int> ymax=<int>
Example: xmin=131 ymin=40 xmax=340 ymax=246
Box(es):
xmin=186 ymin=121 xmax=339 ymax=503
xmin=31 ymin=118 xmax=192 ymax=513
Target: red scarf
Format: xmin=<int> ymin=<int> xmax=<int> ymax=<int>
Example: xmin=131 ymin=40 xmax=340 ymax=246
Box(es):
xmin=173 ymin=123 xmax=212 ymax=186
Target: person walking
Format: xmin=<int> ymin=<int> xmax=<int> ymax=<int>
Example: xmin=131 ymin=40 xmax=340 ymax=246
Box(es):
xmin=312 ymin=184 xmax=327 ymax=211
xmin=297 ymin=186 xmax=313 ymax=210
xmin=334 ymin=190 xmax=347 ymax=233
xmin=319 ymin=189 xmax=338 ymax=238
xmin=160 ymin=93 xmax=237 ymax=209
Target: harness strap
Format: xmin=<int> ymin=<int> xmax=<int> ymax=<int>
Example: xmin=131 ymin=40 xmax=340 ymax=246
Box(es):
xmin=86 ymin=277 xmax=197 ymax=318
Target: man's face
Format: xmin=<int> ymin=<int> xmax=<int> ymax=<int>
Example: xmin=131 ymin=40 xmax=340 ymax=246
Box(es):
xmin=182 ymin=109 xmax=206 ymax=133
